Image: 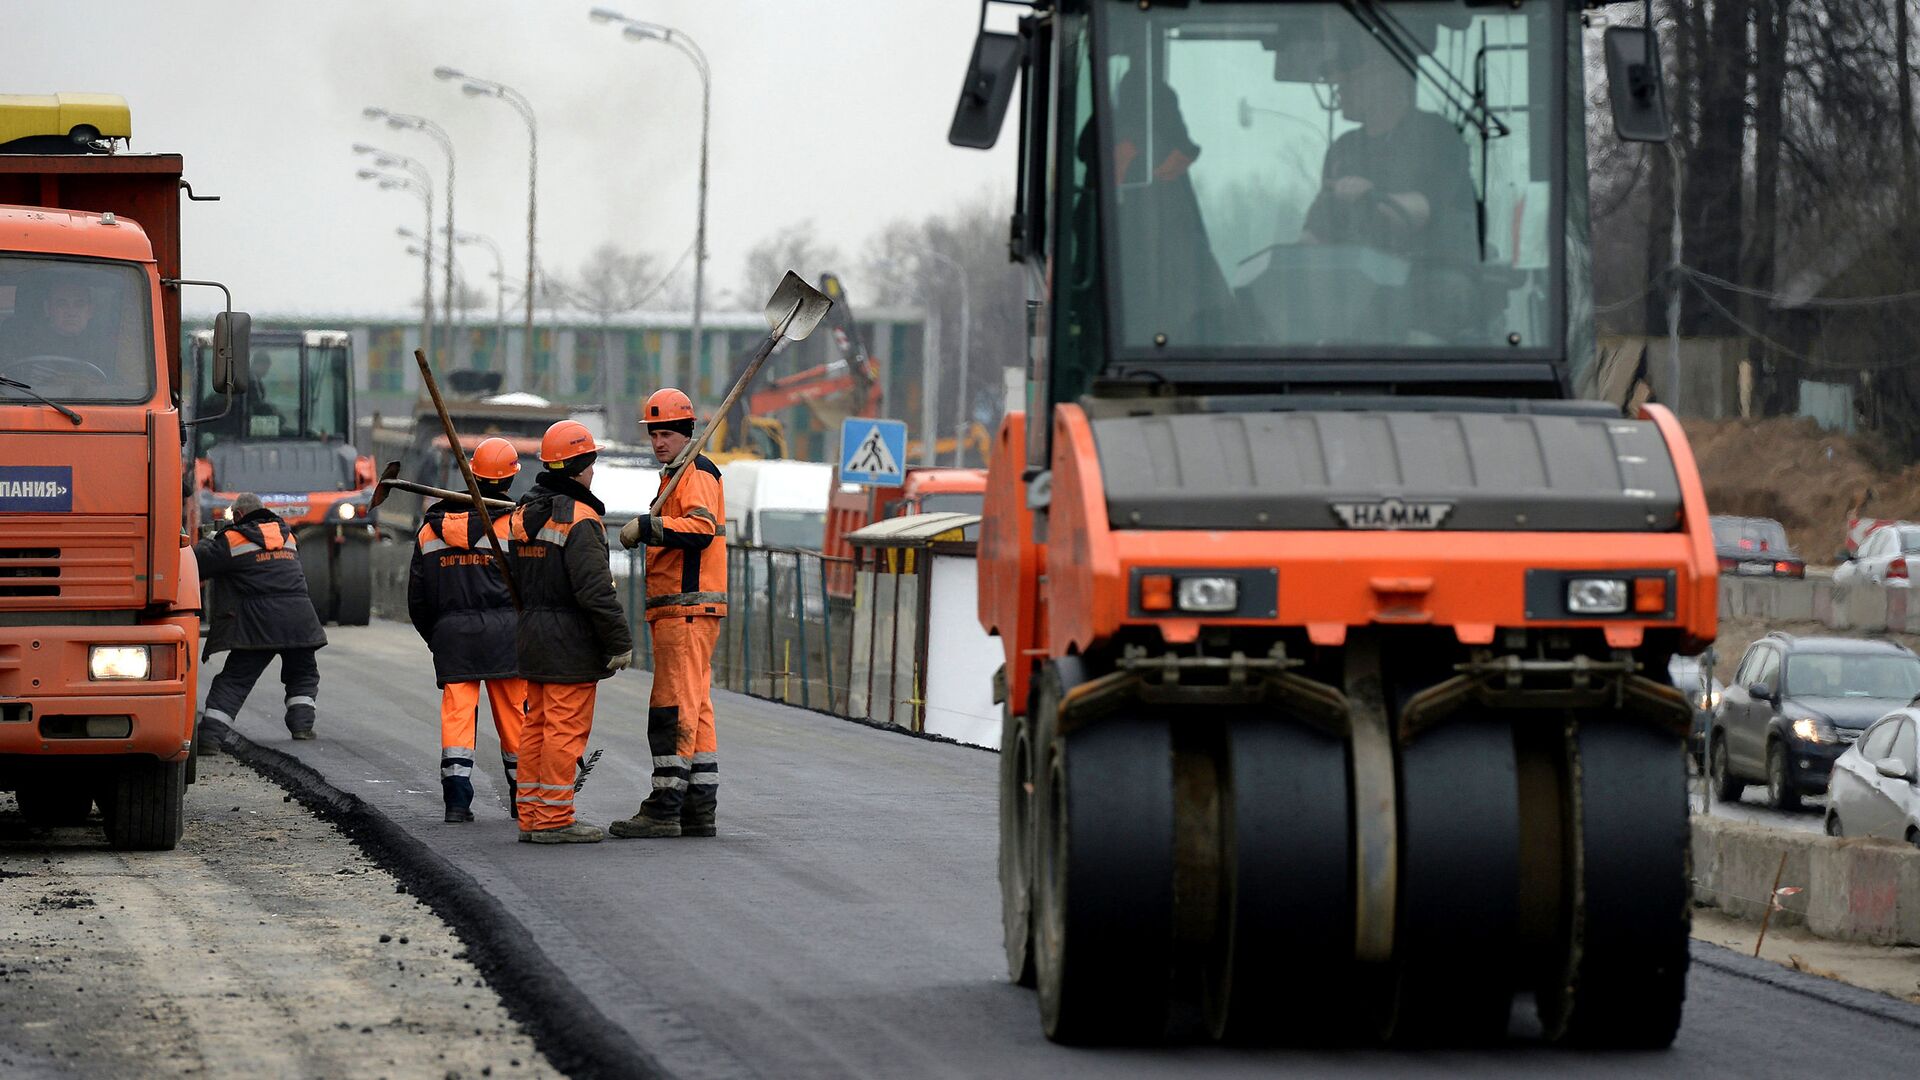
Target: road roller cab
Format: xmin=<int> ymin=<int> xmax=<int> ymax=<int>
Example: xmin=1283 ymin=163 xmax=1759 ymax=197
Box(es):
xmin=955 ymin=0 xmax=1709 ymax=1049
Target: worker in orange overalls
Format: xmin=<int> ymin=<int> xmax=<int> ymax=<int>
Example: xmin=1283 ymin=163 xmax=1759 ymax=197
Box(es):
xmin=407 ymin=437 xmax=527 ymax=824
xmin=611 ymin=387 xmax=727 ymax=840
xmin=508 ymin=420 xmax=634 ymax=844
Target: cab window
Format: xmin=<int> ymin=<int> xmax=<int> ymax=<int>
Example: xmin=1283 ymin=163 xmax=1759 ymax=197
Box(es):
xmin=0 ymin=257 xmax=154 ymax=403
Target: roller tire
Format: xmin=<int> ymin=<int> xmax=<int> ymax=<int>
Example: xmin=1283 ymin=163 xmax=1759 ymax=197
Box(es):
xmin=1709 ymin=735 xmax=1744 ymax=803
xmin=299 ymin=530 xmax=334 ymax=624
xmin=1206 ymin=716 xmax=1354 ymax=1044
xmin=1034 ymin=707 xmax=1175 ymax=1045
xmin=1390 ymin=717 xmax=1521 ymax=1047
xmin=999 ymin=697 xmax=1036 ymax=987
xmin=16 ymin=782 xmax=94 ymax=826
xmin=1544 ymin=721 xmax=1689 ymax=1048
xmin=336 ymin=537 xmax=372 ymax=626
xmin=102 ymin=759 xmax=185 ymax=851
xmin=1766 ymin=742 xmax=1803 ymax=812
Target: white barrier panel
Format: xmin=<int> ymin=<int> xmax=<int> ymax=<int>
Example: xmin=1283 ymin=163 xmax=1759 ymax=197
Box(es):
xmin=922 ymin=554 xmax=1001 ymax=749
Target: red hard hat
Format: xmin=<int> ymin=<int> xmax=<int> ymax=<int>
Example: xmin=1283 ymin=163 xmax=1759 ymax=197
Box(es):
xmin=472 ymin=437 xmax=520 ymax=481
xmin=539 ymin=420 xmax=599 ymax=465
xmin=643 ymin=387 xmax=696 ymax=424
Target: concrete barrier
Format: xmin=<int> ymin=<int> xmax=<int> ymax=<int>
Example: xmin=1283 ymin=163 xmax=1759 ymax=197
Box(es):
xmin=1718 ymin=575 xmax=1915 ymax=636
xmin=1691 ymin=816 xmax=1920 ymax=946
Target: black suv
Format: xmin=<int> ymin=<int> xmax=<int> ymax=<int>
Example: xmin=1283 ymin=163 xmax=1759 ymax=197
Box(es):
xmin=1710 ymin=634 xmax=1920 ymax=810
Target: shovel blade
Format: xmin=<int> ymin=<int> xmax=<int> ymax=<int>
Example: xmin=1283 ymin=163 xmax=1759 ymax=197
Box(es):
xmin=370 ymin=460 xmax=402 ymax=510
xmin=764 ymin=270 xmax=833 ymax=341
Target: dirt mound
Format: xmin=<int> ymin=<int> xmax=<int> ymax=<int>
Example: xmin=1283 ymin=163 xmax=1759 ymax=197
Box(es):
xmin=1682 ymin=417 xmax=1920 ymax=562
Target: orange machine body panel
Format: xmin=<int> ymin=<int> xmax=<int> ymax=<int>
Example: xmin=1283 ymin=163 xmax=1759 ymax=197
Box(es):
xmin=977 ymin=413 xmax=1045 ymax=715
xmin=0 ymin=154 xmax=195 ymax=765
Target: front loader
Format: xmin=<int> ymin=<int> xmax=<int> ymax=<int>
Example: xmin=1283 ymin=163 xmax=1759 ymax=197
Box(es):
xmin=956 ymin=0 xmax=1712 ymax=1049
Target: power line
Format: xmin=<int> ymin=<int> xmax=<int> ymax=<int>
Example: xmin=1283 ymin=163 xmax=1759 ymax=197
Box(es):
xmin=1686 ymin=265 xmax=1920 ymax=309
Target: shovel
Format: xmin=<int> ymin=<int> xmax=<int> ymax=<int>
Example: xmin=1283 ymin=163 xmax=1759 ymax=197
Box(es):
xmin=624 ymin=272 xmax=832 ymax=546
xmin=372 ymin=460 xmax=516 ymax=513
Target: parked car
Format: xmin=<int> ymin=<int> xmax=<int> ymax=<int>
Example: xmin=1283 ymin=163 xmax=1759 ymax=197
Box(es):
xmin=1824 ymin=708 xmax=1920 ymax=846
xmin=1709 ymin=633 xmax=1920 ymax=811
xmin=1710 ymin=515 xmax=1805 ymax=578
xmin=1833 ymin=520 xmax=1920 ymax=588
xmin=1670 ymin=654 xmax=1724 ymax=766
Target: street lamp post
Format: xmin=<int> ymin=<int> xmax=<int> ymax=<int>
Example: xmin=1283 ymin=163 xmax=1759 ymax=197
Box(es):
xmin=456 ymin=231 xmax=508 ymax=373
xmin=357 ymin=166 xmax=434 ymax=370
xmin=436 ymin=67 xmax=539 ymax=387
xmin=589 ymin=8 xmax=710 ymax=394
xmin=915 ymin=249 xmax=972 ymax=466
xmin=364 ymin=108 xmax=456 ymax=365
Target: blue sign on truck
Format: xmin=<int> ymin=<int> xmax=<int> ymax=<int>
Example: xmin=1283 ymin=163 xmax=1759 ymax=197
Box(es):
xmin=0 ymin=466 xmax=73 ymax=512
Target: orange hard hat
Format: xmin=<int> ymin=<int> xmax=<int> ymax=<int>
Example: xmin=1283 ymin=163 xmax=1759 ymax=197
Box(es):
xmin=539 ymin=420 xmax=599 ymax=465
xmin=471 ymin=437 xmax=520 ymax=481
xmin=643 ymin=387 xmax=696 ymax=424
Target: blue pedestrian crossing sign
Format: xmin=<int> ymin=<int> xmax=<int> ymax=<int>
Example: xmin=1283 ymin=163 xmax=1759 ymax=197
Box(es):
xmin=839 ymin=418 xmax=908 ymax=487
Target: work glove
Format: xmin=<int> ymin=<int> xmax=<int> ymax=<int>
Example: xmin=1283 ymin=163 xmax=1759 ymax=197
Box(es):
xmin=618 ymin=515 xmax=650 ymax=550
xmin=606 ymin=650 xmax=634 ymax=671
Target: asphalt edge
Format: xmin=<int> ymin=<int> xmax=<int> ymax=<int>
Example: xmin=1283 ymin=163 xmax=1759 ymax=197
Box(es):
xmin=199 ymin=716 xmax=671 ymax=1080
xmin=1688 ymin=938 xmax=1920 ymax=1030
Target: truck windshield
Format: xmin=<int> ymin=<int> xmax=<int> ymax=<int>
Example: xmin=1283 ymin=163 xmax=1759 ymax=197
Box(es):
xmin=1094 ymin=1 xmax=1558 ymax=356
xmin=0 ymin=256 xmax=154 ymax=402
xmin=193 ymin=338 xmax=351 ymax=458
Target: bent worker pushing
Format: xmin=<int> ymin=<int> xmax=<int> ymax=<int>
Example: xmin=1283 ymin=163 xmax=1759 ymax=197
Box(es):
xmin=612 ymin=388 xmax=728 ymax=839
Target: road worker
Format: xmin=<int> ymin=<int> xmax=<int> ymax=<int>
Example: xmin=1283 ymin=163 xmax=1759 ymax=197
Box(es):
xmin=195 ymin=492 xmax=328 ymax=740
xmin=508 ymin=420 xmax=633 ymax=844
xmin=610 ymin=387 xmax=727 ymax=840
xmin=408 ymin=437 xmax=527 ymax=824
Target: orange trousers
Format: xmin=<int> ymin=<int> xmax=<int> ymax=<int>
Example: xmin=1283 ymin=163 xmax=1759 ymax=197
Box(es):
xmin=439 ymin=678 xmax=526 ymax=813
xmin=639 ymin=615 xmax=721 ymax=824
xmin=517 ymin=681 xmax=598 ymax=831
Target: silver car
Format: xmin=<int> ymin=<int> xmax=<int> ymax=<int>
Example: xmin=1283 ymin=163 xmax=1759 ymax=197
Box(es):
xmin=1824 ymin=707 xmax=1920 ymax=846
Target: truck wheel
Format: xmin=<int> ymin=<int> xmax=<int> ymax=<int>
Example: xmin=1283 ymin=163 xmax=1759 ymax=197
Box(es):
xmin=1205 ymin=714 xmax=1353 ymax=1044
xmin=1541 ymin=720 xmax=1688 ymax=1048
xmin=999 ymin=697 xmax=1036 ymax=987
xmin=301 ymin=530 xmax=335 ymax=624
xmin=1033 ymin=708 xmax=1174 ymax=1045
xmin=102 ymin=759 xmax=186 ymax=851
xmin=16 ymin=782 xmax=94 ymax=826
xmin=335 ymin=537 xmax=372 ymax=626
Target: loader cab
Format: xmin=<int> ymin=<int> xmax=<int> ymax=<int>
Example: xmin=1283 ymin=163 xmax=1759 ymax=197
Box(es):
xmin=189 ymin=330 xmax=352 ymax=457
xmin=957 ymin=0 xmax=1661 ymax=463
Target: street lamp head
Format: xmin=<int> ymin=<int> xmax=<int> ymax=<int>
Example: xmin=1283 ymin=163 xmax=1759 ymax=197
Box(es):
xmin=351 ymin=143 xmax=378 ymax=155
xmin=460 ymin=83 xmax=492 ymax=98
xmin=588 ymin=7 xmax=627 ymax=24
xmin=396 ymin=226 xmax=418 ymax=238
xmin=362 ymin=106 xmax=388 ymax=120
xmin=433 ymin=66 xmax=466 ymax=81
xmin=384 ymin=116 xmax=413 ymax=130
xmin=621 ymin=24 xmax=665 ymax=41
xmin=355 ymin=168 xmax=382 ymax=180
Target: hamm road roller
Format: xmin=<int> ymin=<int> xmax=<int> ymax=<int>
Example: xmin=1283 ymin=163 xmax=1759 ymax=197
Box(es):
xmin=954 ymin=0 xmax=1713 ymax=1049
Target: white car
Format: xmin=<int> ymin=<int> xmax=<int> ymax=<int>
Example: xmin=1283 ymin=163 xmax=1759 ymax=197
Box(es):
xmin=1834 ymin=521 xmax=1920 ymax=588
xmin=1824 ymin=707 xmax=1920 ymax=846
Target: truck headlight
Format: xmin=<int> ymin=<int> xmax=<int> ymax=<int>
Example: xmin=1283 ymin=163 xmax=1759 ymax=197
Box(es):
xmin=1177 ymin=576 xmax=1239 ymax=613
xmin=337 ymin=501 xmax=358 ymax=521
xmin=1567 ymin=578 xmax=1629 ymax=614
xmin=88 ymin=645 xmax=150 ymax=681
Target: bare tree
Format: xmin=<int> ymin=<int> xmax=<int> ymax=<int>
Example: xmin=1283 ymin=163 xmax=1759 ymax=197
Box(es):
xmin=738 ymin=221 xmax=842 ymax=307
xmin=551 ymin=243 xmax=660 ymax=415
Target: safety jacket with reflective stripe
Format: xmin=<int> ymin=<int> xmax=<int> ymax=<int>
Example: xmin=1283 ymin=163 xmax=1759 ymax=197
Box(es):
xmin=192 ymin=508 xmax=328 ymax=659
xmin=508 ymin=472 xmax=634 ymax=682
xmin=633 ymin=454 xmax=727 ymax=621
xmin=408 ymin=504 xmax=518 ymax=686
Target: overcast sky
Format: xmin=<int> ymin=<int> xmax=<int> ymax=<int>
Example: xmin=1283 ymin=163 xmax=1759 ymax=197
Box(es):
xmin=7 ymin=1 xmax=1016 ymax=317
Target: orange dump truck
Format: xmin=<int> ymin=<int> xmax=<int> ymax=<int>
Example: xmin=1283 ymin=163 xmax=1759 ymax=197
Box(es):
xmin=0 ymin=106 xmax=248 ymax=849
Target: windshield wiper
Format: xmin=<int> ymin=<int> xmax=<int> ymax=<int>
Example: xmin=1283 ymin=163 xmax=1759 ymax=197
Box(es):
xmin=1339 ymin=0 xmax=1509 ymax=140
xmin=0 ymin=375 xmax=83 ymax=425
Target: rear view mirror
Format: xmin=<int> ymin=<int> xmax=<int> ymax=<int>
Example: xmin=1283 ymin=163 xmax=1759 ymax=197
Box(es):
xmin=212 ymin=311 xmax=252 ymax=395
xmin=1604 ymin=26 xmax=1671 ymax=143
xmin=1874 ymin=757 xmax=1913 ymax=781
xmin=1748 ymin=682 xmax=1772 ymax=702
xmin=949 ymin=28 xmax=1024 ymax=149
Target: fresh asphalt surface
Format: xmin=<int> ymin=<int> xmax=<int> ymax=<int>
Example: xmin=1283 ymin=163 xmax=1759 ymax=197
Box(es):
xmin=202 ymin=621 xmax=1920 ymax=1078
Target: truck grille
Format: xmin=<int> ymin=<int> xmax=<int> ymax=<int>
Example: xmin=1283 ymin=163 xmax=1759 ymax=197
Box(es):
xmin=0 ymin=519 xmax=142 ymax=607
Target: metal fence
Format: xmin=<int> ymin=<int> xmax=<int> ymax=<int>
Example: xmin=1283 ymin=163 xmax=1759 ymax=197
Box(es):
xmin=620 ymin=545 xmax=858 ymax=715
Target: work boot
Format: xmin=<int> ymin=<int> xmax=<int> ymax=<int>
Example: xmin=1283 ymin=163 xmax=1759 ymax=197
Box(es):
xmin=527 ymin=822 xmax=604 ymax=844
xmin=680 ymin=815 xmax=716 ymax=838
xmin=517 ymin=829 xmax=532 ymax=843
xmin=444 ymin=807 xmax=474 ymax=824
xmin=290 ymin=728 xmax=317 ymax=741
xmin=608 ymin=814 xmax=681 ymax=839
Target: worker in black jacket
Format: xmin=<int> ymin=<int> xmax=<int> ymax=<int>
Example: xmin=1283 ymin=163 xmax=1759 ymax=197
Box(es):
xmin=409 ymin=437 xmax=527 ymax=824
xmin=195 ymin=493 xmax=329 ymax=740
xmin=506 ymin=420 xmax=634 ymax=844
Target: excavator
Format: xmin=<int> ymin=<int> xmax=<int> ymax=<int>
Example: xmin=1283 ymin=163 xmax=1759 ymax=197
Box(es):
xmin=710 ymin=272 xmax=881 ymax=462
xmin=956 ymin=0 xmax=1710 ymax=1049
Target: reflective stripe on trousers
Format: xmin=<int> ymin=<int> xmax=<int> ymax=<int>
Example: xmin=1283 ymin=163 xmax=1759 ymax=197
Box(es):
xmin=639 ymin=616 xmax=721 ymax=823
